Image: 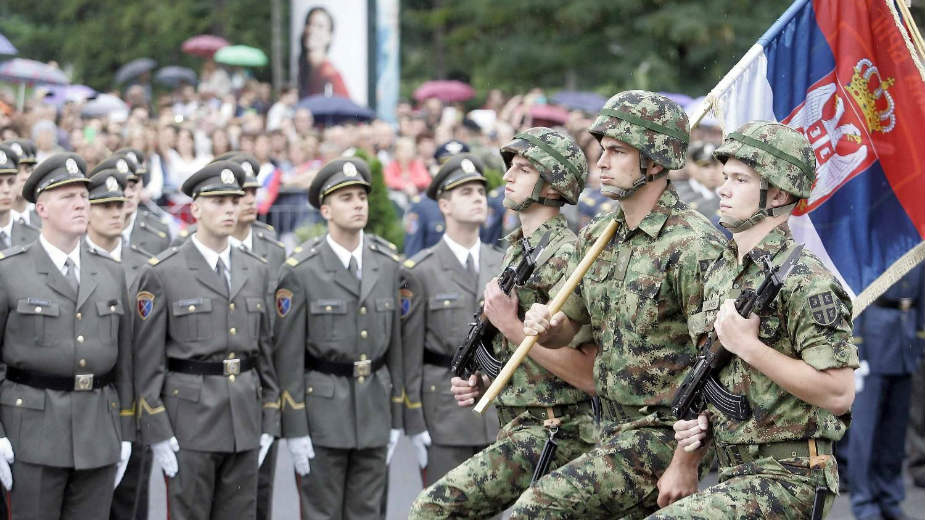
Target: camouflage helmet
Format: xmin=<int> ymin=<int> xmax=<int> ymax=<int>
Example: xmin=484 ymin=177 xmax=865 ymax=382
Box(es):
xmin=500 ymin=127 xmax=588 ymax=208
xmin=589 ymin=90 xmax=690 ymax=170
xmin=713 ymin=121 xmax=816 ymax=199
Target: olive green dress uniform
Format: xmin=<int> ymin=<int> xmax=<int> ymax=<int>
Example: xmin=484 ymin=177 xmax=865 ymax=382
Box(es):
xmin=274 ymin=158 xmax=404 ymax=520
xmin=3 ymin=140 xmax=41 ymax=229
xmin=401 ymin=155 xmax=505 ymax=486
xmin=0 ymin=145 xmax=39 ymax=248
xmin=0 ymin=153 xmax=134 ymax=519
xmin=132 ymin=162 xmax=281 ymax=520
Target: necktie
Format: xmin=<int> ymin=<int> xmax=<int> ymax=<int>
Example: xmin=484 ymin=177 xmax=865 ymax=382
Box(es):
xmin=216 ymin=258 xmax=231 ymax=292
xmin=348 ymin=255 xmax=360 ymax=280
xmin=465 ymin=253 xmax=477 ymax=277
xmin=0 ymin=231 xmax=8 ymax=250
xmin=64 ymin=257 xmax=79 ymax=292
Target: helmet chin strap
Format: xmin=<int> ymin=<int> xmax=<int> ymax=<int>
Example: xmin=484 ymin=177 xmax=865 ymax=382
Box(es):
xmin=602 ymin=155 xmax=667 ymax=201
xmin=503 ymin=177 xmax=565 ymax=211
xmin=720 ymin=178 xmax=798 ymax=232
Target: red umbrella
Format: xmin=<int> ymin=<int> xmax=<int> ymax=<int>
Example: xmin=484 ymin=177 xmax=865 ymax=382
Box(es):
xmin=529 ymin=104 xmax=569 ymax=126
xmin=181 ymin=35 xmax=230 ymax=58
xmin=413 ymin=80 xmax=475 ymax=102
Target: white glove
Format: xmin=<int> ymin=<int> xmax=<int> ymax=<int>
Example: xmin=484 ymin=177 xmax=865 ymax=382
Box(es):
xmin=855 ymin=360 xmax=870 ymax=393
xmin=0 ymin=437 xmax=14 ymax=491
xmin=386 ymin=429 xmax=402 ymax=465
xmin=152 ymin=437 xmax=180 ymax=478
xmin=409 ymin=431 xmax=431 ymax=468
xmin=113 ymin=441 xmax=132 ymax=487
xmin=287 ymin=436 xmax=315 ymax=476
xmin=258 ymin=434 xmax=274 ymax=468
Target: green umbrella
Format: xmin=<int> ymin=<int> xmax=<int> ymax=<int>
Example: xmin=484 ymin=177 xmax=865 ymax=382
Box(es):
xmin=213 ymin=45 xmax=268 ymax=67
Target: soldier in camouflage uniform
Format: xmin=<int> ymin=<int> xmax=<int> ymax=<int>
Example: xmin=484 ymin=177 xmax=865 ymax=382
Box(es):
xmin=648 ymin=121 xmax=857 ymax=519
xmin=408 ymin=127 xmax=598 ymax=519
xmin=514 ymin=91 xmax=727 ymax=518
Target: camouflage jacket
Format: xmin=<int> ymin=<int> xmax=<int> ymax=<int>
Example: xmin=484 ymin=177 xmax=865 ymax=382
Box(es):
xmin=494 ymin=214 xmax=589 ymax=408
xmin=574 ymin=186 xmax=726 ymax=410
xmin=699 ymin=225 xmax=858 ymax=445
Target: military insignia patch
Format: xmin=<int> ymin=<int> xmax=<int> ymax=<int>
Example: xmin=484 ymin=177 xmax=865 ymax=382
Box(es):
xmin=136 ymin=291 xmax=155 ymax=320
xmin=242 ymin=162 xmax=253 ymax=175
xmin=220 ymin=169 xmax=235 ymax=184
xmin=399 ymin=287 xmax=413 ymax=317
xmin=808 ymin=291 xmax=839 ymax=326
xmin=10 ymin=143 xmax=22 ymax=156
xmin=343 ymin=162 xmax=358 ymax=177
xmin=276 ymin=288 xmax=293 ymax=318
xmin=461 ymin=159 xmax=475 ymax=173
xmin=65 ymin=158 xmax=79 ymax=174
xmin=116 ymin=159 xmax=129 ymax=173
xmin=106 ymin=176 xmax=119 ymax=192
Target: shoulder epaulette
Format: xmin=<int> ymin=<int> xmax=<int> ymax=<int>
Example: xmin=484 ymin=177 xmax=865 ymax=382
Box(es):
xmin=148 ymin=246 xmax=181 ymax=266
xmin=0 ymin=244 xmax=28 ymax=260
xmin=403 ymin=248 xmax=433 ymax=269
xmin=237 ymin=244 xmax=268 ymax=264
xmin=86 ymin=247 xmax=120 ymax=263
xmin=254 ymin=220 xmax=275 ymax=232
xmin=130 ymin=243 xmax=155 ymax=258
xmin=16 ymin=219 xmax=40 ymax=233
xmin=178 ymin=227 xmax=192 ymax=239
xmin=369 ymin=234 xmax=398 ymax=252
xmin=139 ymin=220 xmax=168 ymax=239
xmin=284 ymin=242 xmax=321 ymax=267
xmin=255 ymin=231 xmax=285 ymax=249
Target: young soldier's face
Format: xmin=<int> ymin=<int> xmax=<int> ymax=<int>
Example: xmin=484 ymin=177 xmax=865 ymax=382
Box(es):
xmin=439 ymin=181 xmax=487 ymax=226
xmin=192 ymin=195 xmax=239 ymax=237
xmin=502 ymin=155 xmax=541 ymax=207
xmin=0 ymin=174 xmax=16 ymax=211
xmin=597 ymin=136 xmax=642 ymax=196
xmin=36 ymin=184 xmax=90 ymax=236
xmin=718 ymin=158 xmax=763 ymax=222
xmin=238 ymin=188 xmax=258 ymax=225
xmin=14 ymin=165 xmax=31 ymax=203
xmin=123 ymin=179 xmax=140 ymax=215
xmin=89 ymin=201 xmax=126 ymax=239
xmin=321 ymin=186 xmax=368 ymax=232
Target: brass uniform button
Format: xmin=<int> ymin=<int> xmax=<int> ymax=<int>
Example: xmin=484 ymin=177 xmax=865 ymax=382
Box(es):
xmin=229 ymin=374 xmax=236 ymax=382
xmin=172 ymin=389 xmax=179 ymax=396
xmin=229 ymin=303 xmax=235 ymax=311
xmin=110 ymin=305 xmax=116 ymax=312
xmin=229 ymin=328 xmax=236 ymax=335
xmin=443 ymin=300 xmax=450 ymax=307
xmin=188 ymin=305 xmax=196 ymax=312
xmin=325 ymin=305 xmax=332 ymax=312
xmin=228 ymin=352 xmax=236 ymax=359
xmin=76 ymin=335 xmax=84 ymax=343
xmin=359 ymin=306 xmax=367 ymax=315
xmin=75 ymin=312 xmax=82 ymax=320
xmin=15 ymin=398 xmax=22 ymax=406
xmin=360 ymin=330 xmax=367 ymax=339
xmin=34 ymin=306 xmax=42 ymax=313
xmin=79 ymin=359 xmax=87 ymax=368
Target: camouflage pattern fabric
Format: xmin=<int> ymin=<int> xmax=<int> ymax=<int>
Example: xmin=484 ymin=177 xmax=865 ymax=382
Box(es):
xmin=713 ymin=121 xmax=816 ymax=199
xmin=510 ymin=416 xmax=675 ymax=519
xmin=408 ymin=408 xmax=596 ymax=519
xmin=500 ymin=127 xmax=588 ymax=204
xmin=494 ymin=214 xmax=589 ymax=408
xmin=588 ymin=90 xmax=690 ymax=170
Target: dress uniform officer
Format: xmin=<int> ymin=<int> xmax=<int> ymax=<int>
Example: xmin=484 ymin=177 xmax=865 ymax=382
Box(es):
xmin=846 ymin=264 xmax=924 ymax=520
xmin=102 ymin=154 xmax=170 ymax=255
xmin=0 ymin=145 xmax=39 ymax=250
xmin=274 ymin=157 xmax=404 ymax=520
xmin=2 ymin=139 xmax=40 ymax=228
xmin=132 ymin=161 xmax=281 ymax=520
xmin=0 ymin=152 xmax=134 ymax=519
xmin=401 ymin=154 xmax=502 ymax=486
xmin=114 ymin=148 xmax=175 ymax=235
xmin=81 ymin=166 xmax=155 ymax=520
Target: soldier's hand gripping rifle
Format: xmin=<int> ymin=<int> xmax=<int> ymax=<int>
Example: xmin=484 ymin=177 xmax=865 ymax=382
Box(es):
xmin=671 ymin=245 xmax=804 ymax=424
xmin=450 ymin=230 xmax=552 ymax=380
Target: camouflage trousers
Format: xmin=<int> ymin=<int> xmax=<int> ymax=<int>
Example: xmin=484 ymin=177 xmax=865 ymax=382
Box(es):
xmin=408 ymin=404 xmax=596 ymax=519
xmin=646 ymin=457 xmax=836 ymax=519
xmin=509 ymin=414 xmax=675 ymax=519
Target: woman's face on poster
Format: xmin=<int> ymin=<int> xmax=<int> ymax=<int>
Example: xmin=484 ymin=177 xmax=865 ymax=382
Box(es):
xmin=304 ymin=10 xmax=333 ymax=53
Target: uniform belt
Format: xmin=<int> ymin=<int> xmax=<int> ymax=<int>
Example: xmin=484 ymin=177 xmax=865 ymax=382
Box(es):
xmin=6 ymin=366 xmax=115 ymax=392
xmin=422 ymin=349 xmax=453 ymax=368
xmin=496 ymin=400 xmax=593 ymax=426
xmin=304 ymin=352 xmax=385 ymax=379
xmin=716 ymin=439 xmax=834 ymax=469
xmin=599 ymin=398 xmax=670 ymax=423
xmin=874 ymin=296 xmax=916 ymax=311
xmin=167 ymin=356 xmax=255 ymax=376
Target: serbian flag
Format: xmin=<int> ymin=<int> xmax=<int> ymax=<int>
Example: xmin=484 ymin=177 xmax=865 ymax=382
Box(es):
xmin=695 ymin=0 xmax=925 ymax=315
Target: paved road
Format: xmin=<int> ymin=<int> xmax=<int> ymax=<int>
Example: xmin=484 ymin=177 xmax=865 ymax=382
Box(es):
xmin=146 ymin=437 xmax=925 ymax=519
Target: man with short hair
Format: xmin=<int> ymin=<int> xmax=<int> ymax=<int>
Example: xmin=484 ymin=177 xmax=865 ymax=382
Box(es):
xmin=3 ymin=139 xmax=40 ymax=228
xmin=102 ymin=153 xmax=170 ymax=255
xmin=0 ymin=144 xmax=39 ymax=250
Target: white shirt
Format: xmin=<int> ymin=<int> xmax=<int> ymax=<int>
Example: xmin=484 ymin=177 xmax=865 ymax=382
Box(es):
xmin=40 ymin=234 xmax=81 ymax=283
xmin=85 ymin=235 xmax=123 ymax=262
xmin=0 ymin=216 xmax=14 ymax=245
xmin=11 ymin=203 xmax=34 ymax=226
xmin=326 ymin=231 xmax=364 ymax=275
xmin=229 ymin=229 xmax=253 ymax=251
xmin=191 ymin=234 xmax=231 ymax=274
xmin=442 ymin=235 xmax=480 ymax=273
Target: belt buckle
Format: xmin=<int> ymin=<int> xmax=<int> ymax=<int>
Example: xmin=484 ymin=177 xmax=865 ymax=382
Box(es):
xmin=900 ymin=298 xmax=913 ymax=311
xmin=353 ymin=359 xmax=371 ymax=378
xmin=74 ymin=374 xmax=94 ymax=391
xmin=223 ymin=359 xmax=241 ymax=376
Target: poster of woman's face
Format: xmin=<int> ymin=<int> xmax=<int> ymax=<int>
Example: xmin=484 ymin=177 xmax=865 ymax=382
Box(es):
xmin=291 ymin=0 xmax=368 ymax=105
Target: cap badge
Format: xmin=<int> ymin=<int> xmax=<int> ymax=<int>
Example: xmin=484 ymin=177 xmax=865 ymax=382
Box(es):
xmin=446 ymin=142 xmax=463 ymax=154
xmin=65 ymin=158 xmax=79 ymax=174
xmin=116 ymin=159 xmax=128 ymax=173
xmin=343 ymin=162 xmax=358 ymax=177
xmin=106 ymin=176 xmax=119 ymax=192
xmin=241 ymin=162 xmax=254 ymax=175
xmin=10 ymin=144 xmax=22 ymax=156
xmin=220 ymin=169 xmax=235 ymax=184
xmin=461 ymin=158 xmax=476 ymax=173
xmin=0 ymin=151 xmax=6 ymax=165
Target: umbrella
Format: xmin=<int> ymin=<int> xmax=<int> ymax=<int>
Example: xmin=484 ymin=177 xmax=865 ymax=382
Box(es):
xmin=81 ymin=94 xmax=128 ymax=118
xmin=181 ymin=35 xmax=229 ymax=58
xmin=155 ymin=66 xmax=198 ymax=87
xmin=44 ymin=84 xmax=97 ymax=106
xmin=529 ymin=104 xmax=569 ymax=126
xmin=214 ymin=45 xmax=267 ymax=67
xmin=115 ymin=58 xmax=156 ymax=85
xmin=0 ymin=32 xmax=16 ymax=56
xmin=550 ymin=91 xmax=606 ymax=114
xmin=413 ymin=80 xmax=475 ymax=103
xmin=0 ymin=58 xmax=69 ymax=85
xmin=297 ymin=95 xmax=375 ymax=125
